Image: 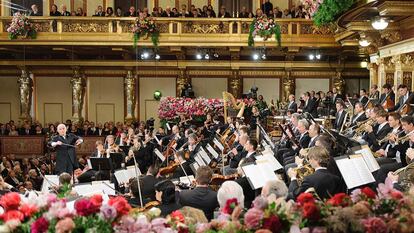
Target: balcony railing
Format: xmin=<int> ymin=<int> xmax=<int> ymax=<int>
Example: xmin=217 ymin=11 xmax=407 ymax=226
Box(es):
xmin=0 ymin=17 xmax=336 ymax=47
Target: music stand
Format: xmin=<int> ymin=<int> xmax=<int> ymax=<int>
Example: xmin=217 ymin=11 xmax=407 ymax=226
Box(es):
xmin=109 ymin=153 xmax=124 ymax=170
xmin=90 ymin=158 xmax=112 ymax=181
xmin=329 ymin=129 xmax=361 ymax=154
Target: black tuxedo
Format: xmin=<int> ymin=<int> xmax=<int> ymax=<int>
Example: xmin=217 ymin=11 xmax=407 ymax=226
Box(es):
xmin=363 ymin=123 xmax=392 ymax=151
xmin=288 ymin=169 xmax=343 ymax=200
xmin=350 ymin=112 xmax=367 ymax=127
xmin=379 ymin=91 xmax=396 ymax=106
xmin=94 ymin=12 xmax=105 ymax=16
xmin=359 ymin=96 xmax=369 ymax=106
xmin=287 ymin=101 xmax=298 ymax=112
xmin=334 ymin=110 xmax=347 ymax=130
xmin=239 ymin=12 xmax=249 ymax=18
xmin=179 ymin=186 xmax=218 ymax=220
xmin=389 ymin=92 xmax=414 ymax=114
xmin=229 ymin=144 xmax=246 ymax=168
xmin=239 ymin=151 xmax=257 ymax=167
xmin=141 ymin=175 xmax=160 ymax=201
xmin=51 ymin=133 xmax=81 ymax=175
xmin=303 ymin=99 xmax=318 ymax=117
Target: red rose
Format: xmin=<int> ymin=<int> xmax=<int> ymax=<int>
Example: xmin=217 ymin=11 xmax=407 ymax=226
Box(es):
xmin=262 ymin=215 xmax=282 ymax=232
xmin=297 ymin=193 xmax=315 ymax=205
xmin=19 ymin=204 xmax=38 ymax=218
xmin=302 ymin=202 xmax=320 ymax=222
xmin=0 ymin=192 xmax=21 ymax=211
xmin=90 ymin=194 xmax=103 ymax=208
xmin=361 ymin=187 xmax=376 ymax=199
xmin=2 ymin=210 xmax=24 ymax=222
xmin=327 ymin=193 xmax=350 ymax=207
xmin=75 ymin=199 xmax=100 ymax=216
xmin=108 ymin=196 xmax=131 ymax=216
xmin=170 ymin=210 xmax=185 ymax=223
xmin=31 ymin=217 xmax=49 ymax=233
xmin=222 ymin=198 xmax=238 ymax=215
xmin=390 ymin=190 xmax=403 ymax=199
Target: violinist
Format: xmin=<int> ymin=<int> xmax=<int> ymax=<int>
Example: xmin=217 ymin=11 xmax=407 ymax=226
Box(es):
xmin=379 ymin=83 xmax=395 ymax=108
xmin=127 ymin=177 xmax=152 ymax=208
xmin=178 ymin=113 xmax=192 ymax=130
xmin=160 ymin=125 xmax=185 ymax=149
xmin=77 ymin=140 xmax=107 ymax=183
xmin=224 ymin=134 xmax=248 ymax=175
xmin=105 ymin=135 xmax=120 ymax=154
xmin=125 ymin=136 xmax=146 ymax=172
xmin=116 ymin=133 xmax=129 ymax=146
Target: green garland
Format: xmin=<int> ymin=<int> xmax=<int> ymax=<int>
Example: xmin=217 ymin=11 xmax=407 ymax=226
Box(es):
xmin=248 ymin=17 xmax=281 ymax=47
xmin=133 ymin=30 xmax=160 ymax=48
xmin=313 ymin=0 xmax=354 ymax=26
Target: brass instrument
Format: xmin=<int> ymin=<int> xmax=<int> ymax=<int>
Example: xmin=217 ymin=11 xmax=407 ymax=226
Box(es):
xmin=294 ymin=147 xmax=315 ymax=184
xmin=377 ymin=130 xmax=404 ymax=145
xmin=352 ymin=118 xmax=376 ymax=139
xmin=395 ymin=131 xmax=414 ymax=144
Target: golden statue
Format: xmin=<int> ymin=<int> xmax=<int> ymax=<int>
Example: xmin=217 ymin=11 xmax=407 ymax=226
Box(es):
xmin=70 ymin=69 xmax=86 ymax=123
xmin=333 ymin=71 xmax=345 ymax=94
xmin=282 ymin=71 xmax=295 ymax=102
xmin=124 ymin=71 xmax=136 ymax=121
xmin=229 ymin=70 xmax=242 ymax=98
xmin=17 ymin=69 xmax=33 ymax=121
xmin=176 ymin=69 xmax=191 ymax=97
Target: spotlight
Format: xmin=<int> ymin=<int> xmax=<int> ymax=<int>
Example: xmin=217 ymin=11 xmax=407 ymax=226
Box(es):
xmin=155 ymin=54 xmax=160 ymax=60
xmin=309 ymin=54 xmax=315 ymax=60
xmin=359 ymin=39 xmax=371 ymax=47
xmin=196 ymin=54 xmax=202 ymax=60
xmin=253 ymin=53 xmax=259 ymax=60
xmin=261 ymin=54 xmax=267 ymax=60
xmin=213 ymin=53 xmax=219 ymax=58
xmin=371 ymin=17 xmax=388 ymax=30
xmin=360 ymin=61 xmax=368 ymax=68
xmin=315 ymin=54 xmax=321 ymax=60
xmin=205 ymin=54 xmax=210 ymax=60
xmin=142 ymin=52 xmax=149 ymax=59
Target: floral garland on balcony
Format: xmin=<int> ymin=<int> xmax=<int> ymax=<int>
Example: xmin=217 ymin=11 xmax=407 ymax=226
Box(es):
xmin=132 ymin=15 xmax=159 ymax=47
xmin=6 ymin=12 xmax=37 ymax=40
xmin=302 ymin=0 xmax=355 ymax=26
xmin=248 ymin=15 xmax=281 ymax=47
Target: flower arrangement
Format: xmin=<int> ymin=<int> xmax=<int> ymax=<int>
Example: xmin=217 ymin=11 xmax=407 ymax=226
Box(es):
xmin=248 ymin=15 xmax=281 ymax=47
xmin=132 ymin=15 xmax=159 ymax=47
xmin=301 ymin=0 xmax=355 ymax=26
xmin=6 ymin=12 xmax=37 ymax=40
xmin=158 ymin=96 xmax=256 ymax=122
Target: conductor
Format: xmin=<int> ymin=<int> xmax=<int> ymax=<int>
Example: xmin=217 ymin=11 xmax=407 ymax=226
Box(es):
xmin=50 ymin=124 xmax=83 ymax=175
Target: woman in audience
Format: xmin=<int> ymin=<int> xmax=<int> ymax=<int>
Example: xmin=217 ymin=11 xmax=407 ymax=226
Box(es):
xmin=76 ymin=7 xmax=85 ymax=16
xmin=207 ymin=5 xmax=216 ymax=17
xmin=115 ymin=7 xmax=123 ymax=17
xmin=217 ymin=181 xmax=245 ymax=209
xmin=106 ymin=7 xmax=114 ymax=17
xmin=9 ymin=125 xmax=18 ymax=136
xmin=155 ymin=180 xmax=181 ymax=217
xmin=50 ymin=4 xmax=61 ymax=16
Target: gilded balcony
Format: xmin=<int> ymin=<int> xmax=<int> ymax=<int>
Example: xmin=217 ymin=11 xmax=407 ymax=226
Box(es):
xmin=0 ymin=17 xmax=337 ymax=48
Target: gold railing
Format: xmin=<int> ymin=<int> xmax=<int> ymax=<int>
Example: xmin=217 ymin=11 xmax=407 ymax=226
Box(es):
xmin=0 ymin=17 xmax=336 ymax=47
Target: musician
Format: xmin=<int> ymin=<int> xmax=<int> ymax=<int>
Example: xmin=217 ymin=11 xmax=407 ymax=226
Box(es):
xmin=280 ymin=119 xmax=311 ymax=165
xmin=105 ymin=135 xmax=120 ymax=153
xmin=128 ymin=177 xmax=151 ymax=207
xmin=287 ymin=146 xmax=343 ymax=200
xmin=334 ymin=100 xmax=348 ymax=131
xmin=125 ymin=136 xmax=146 ymax=172
xmin=369 ymin=84 xmax=380 ymax=100
xmin=237 ymin=139 xmax=258 ymax=169
xmin=300 ymin=92 xmax=318 ymax=117
xmin=224 ymin=134 xmax=248 ymax=175
xmin=379 ymin=83 xmax=395 ymax=106
xmin=141 ymin=165 xmax=161 ymax=201
xmin=363 ymin=110 xmax=392 ymax=151
xmin=179 ymin=166 xmax=218 ymax=220
xmin=187 ymin=133 xmax=201 ymax=164
xmin=359 ymin=89 xmax=369 ymax=106
xmin=350 ymin=102 xmax=368 ymax=127
xmin=116 ymin=133 xmax=129 ymax=146
xmin=50 ymin=124 xmax=83 ymax=175
xmin=256 ymin=95 xmax=268 ymax=111
xmin=162 ymin=125 xmax=185 ymax=149
xmin=331 ymin=88 xmax=344 ymax=105
xmin=155 ymin=180 xmax=182 ymax=217
xmin=387 ymin=133 xmax=414 ymax=191
xmin=287 ymin=94 xmax=298 ymax=112
xmin=388 ymin=84 xmax=414 ymax=115
xmin=375 ymin=113 xmax=404 ymax=166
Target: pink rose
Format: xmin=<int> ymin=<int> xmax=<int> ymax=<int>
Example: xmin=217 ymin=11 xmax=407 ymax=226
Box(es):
xmin=244 ymin=208 xmax=264 ymax=229
xmin=55 ymin=217 xmax=75 ymax=233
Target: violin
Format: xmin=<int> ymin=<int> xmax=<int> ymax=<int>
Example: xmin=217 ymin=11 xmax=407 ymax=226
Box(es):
xmin=210 ymin=173 xmax=238 ymax=186
xmin=136 ymin=200 xmax=160 ymax=212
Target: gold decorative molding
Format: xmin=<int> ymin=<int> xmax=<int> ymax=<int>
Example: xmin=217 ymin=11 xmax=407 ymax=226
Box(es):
xmin=239 ymin=70 xmax=285 ymax=76
xmin=62 ymin=21 xmax=109 ymax=33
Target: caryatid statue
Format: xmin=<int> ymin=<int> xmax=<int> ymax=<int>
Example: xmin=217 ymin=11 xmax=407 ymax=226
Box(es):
xmin=124 ymin=70 xmax=137 ymax=121
xmin=17 ymin=69 xmax=33 ymax=121
xmin=70 ymin=68 xmax=86 ymax=123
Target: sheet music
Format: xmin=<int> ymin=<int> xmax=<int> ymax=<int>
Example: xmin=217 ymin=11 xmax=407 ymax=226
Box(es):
xmin=241 ymin=162 xmax=278 ymax=189
xmin=194 ymin=154 xmax=206 ymax=166
xmin=179 ymin=175 xmax=195 ymax=185
xmin=73 ymin=184 xmax=97 ymax=196
xmin=199 ymin=149 xmax=211 ymax=165
xmin=355 ymin=145 xmax=380 ymax=172
xmin=206 ymin=144 xmax=219 ymax=159
xmin=154 ymin=148 xmax=165 ymax=162
xmin=127 ymin=165 xmax=141 ymax=177
xmin=91 ymin=181 xmax=116 ymax=196
xmin=114 ymin=170 xmax=129 ymax=184
xmin=41 ymin=175 xmax=59 ymax=194
xmin=213 ymin=138 xmax=224 ymax=152
xmin=335 ymin=155 xmax=375 ymax=189
xmin=255 ymin=154 xmax=283 ymax=171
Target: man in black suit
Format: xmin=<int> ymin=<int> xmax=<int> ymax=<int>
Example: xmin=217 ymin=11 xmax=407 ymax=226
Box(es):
xmin=350 ymin=102 xmax=368 ymax=127
xmin=61 ymin=5 xmax=71 ymax=16
xmin=29 ymin=4 xmax=42 ymax=16
xmin=334 ymin=100 xmax=348 ymax=131
xmin=19 ymin=124 xmax=34 ymax=135
xmin=287 ymin=94 xmax=298 ymax=113
xmin=388 ymin=84 xmax=414 ymax=115
xmin=288 ymin=146 xmax=343 ymax=200
xmin=239 ymin=7 xmax=249 ymax=18
xmin=94 ymin=5 xmax=105 ymax=16
xmin=261 ymin=0 xmax=273 ymax=16
xmin=281 ymin=119 xmax=311 ymax=166
xmin=363 ymin=110 xmax=392 ymax=151
xmin=141 ymin=165 xmax=161 ymax=201
xmin=237 ymin=139 xmax=258 ymax=168
xmin=50 ymin=124 xmax=83 ymax=175
xmin=179 ymin=166 xmax=218 ymax=220
xmin=224 ymin=134 xmax=248 ymax=175
xmin=301 ymin=92 xmax=318 ymax=117
xmin=359 ymin=89 xmax=369 ymax=106
xmin=331 ymin=88 xmax=343 ymax=105
xmin=379 ymin=83 xmax=396 ymax=108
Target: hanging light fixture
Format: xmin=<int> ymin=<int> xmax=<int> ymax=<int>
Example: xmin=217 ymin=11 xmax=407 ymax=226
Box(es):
xmin=371 ymin=17 xmax=388 ymax=30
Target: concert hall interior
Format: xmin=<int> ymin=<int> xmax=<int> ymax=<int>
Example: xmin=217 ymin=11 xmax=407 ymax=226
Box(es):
xmin=0 ymin=0 xmax=414 ymax=232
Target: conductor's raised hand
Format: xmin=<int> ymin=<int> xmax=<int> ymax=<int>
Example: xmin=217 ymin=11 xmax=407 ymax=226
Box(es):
xmin=75 ymin=139 xmax=83 ymax=146
xmin=56 ymin=141 xmax=63 ymax=146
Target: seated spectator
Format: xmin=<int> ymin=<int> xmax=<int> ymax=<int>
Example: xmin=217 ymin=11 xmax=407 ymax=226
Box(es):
xmin=9 ymin=125 xmax=19 ymax=136
xmin=115 ymin=7 xmax=122 ymax=17
xmin=124 ymin=6 xmax=137 ymax=17
xmin=282 ymin=9 xmax=291 ymax=18
xmin=201 ymin=5 xmax=208 ymax=17
xmin=172 ymin=7 xmax=178 ymax=16
xmin=0 ymin=124 xmax=9 ymax=135
xmin=106 ymin=7 xmax=114 ymax=17
xmin=218 ymin=6 xmax=231 ymax=18
xmin=34 ymin=125 xmax=43 ymax=135
xmin=261 ymin=179 xmax=288 ymax=200
xmin=255 ymin=8 xmax=264 ymax=18
xmin=94 ymin=5 xmax=105 ymax=16
xmin=191 ymin=9 xmax=199 ymax=18
xmin=152 ymin=7 xmax=161 ymax=17
xmin=76 ymin=7 xmax=85 ymax=16
xmin=217 ymin=181 xmax=245 ymax=209
xmin=274 ymin=7 xmax=282 ymax=18
xmin=239 ymin=6 xmax=249 ymax=18
xmin=205 ymin=9 xmax=214 ymax=18
xmin=179 ymin=4 xmax=190 ymax=17
xmin=28 ymin=169 xmax=43 ymax=191
xmin=50 ymin=4 xmax=61 ymax=16
xmin=70 ymin=11 xmax=76 ymax=16
xmin=61 ymin=5 xmax=71 ymax=16
xmin=207 ymin=5 xmax=216 ymax=17
xmin=162 ymin=6 xmax=175 ymax=17
xmin=29 ymin=4 xmax=42 ymax=16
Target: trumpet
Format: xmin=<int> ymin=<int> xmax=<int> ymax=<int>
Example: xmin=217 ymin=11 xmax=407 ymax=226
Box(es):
xmin=377 ymin=130 xmax=405 ymax=145
xmin=353 ymin=118 xmax=376 ymax=138
xmin=395 ymin=131 xmax=414 ymax=144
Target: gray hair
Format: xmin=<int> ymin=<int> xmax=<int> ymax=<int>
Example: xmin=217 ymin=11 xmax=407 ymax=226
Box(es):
xmin=263 ymin=180 xmax=288 ymax=199
xmin=217 ymin=181 xmax=244 ymax=209
xmin=57 ymin=124 xmax=66 ymax=131
xmin=298 ymin=119 xmax=310 ymax=130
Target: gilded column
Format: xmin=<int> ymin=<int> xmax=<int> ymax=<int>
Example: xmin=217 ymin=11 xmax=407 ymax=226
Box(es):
xmin=392 ymin=54 xmax=402 ymax=87
xmin=282 ymin=70 xmax=295 ymax=102
xmin=124 ymin=70 xmax=137 ymax=122
xmin=377 ymin=58 xmax=386 ymax=89
xmin=176 ymin=68 xmax=191 ymax=97
xmin=228 ymin=70 xmax=243 ymax=98
xmin=70 ymin=67 xmax=86 ymax=123
xmin=17 ymin=69 xmax=33 ymax=121
xmin=333 ymin=70 xmax=345 ymax=94
xmin=367 ymin=63 xmax=378 ymax=88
